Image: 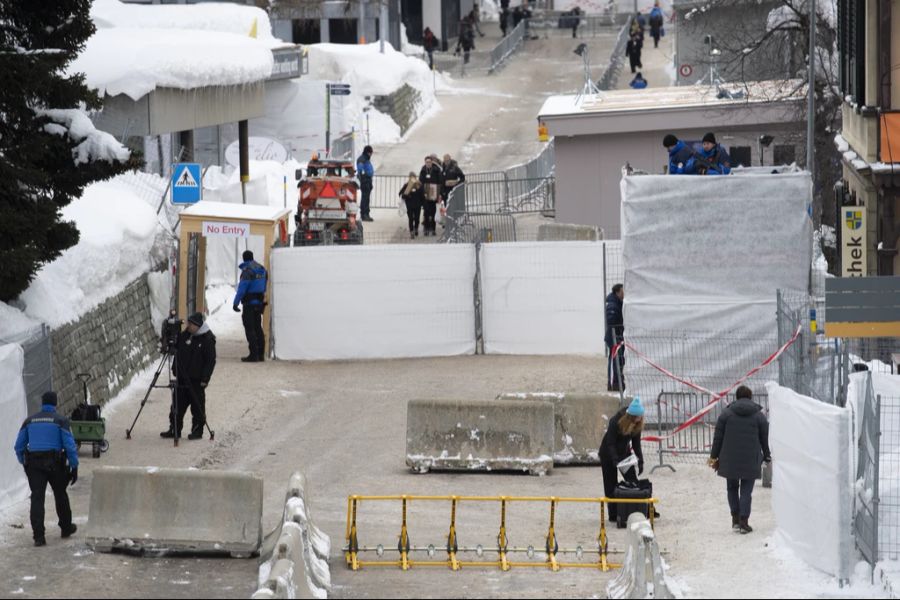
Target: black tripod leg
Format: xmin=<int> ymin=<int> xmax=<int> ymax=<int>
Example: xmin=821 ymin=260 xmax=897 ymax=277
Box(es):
xmin=126 ymin=352 xmax=170 ymax=439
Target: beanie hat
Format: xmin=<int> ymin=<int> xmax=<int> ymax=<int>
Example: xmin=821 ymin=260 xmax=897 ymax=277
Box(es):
xmin=42 ymin=391 xmax=58 ymax=406
xmin=662 ymin=134 xmax=678 ymax=148
xmin=242 ymin=250 xmax=254 ymax=262
xmin=626 ymin=397 xmax=645 ymax=417
xmin=188 ymin=312 xmax=205 ymax=327
xmin=702 ymin=132 xmax=717 ymax=145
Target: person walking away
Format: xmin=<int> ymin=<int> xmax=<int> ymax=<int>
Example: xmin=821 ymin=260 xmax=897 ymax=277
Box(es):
xmin=441 ymin=154 xmax=466 ymax=213
xmin=663 ymin=134 xmax=698 ymax=174
xmin=500 ymin=7 xmax=510 ymax=36
xmin=470 ymin=4 xmax=485 ymax=37
xmin=648 ymin=1 xmax=664 ymax=48
xmin=630 ymin=72 xmax=648 ymax=89
xmin=709 ymin=386 xmax=771 ymax=534
xmin=400 ymin=172 xmax=424 ymax=238
xmin=419 ymin=156 xmax=443 ymax=236
xmin=604 ymin=283 xmax=625 ymax=391
xmin=626 ymin=34 xmax=643 ymax=74
xmin=423 ymin=27 xmax=439 ymax=69
xmin=14 ymin=391 xmax=78 ymax=546
xmin=636 ymin=11 xmax=646 ymax=32
xmin=599 ymin=398 xmax=650 ymax=523
xmin=233 ymin=250 xmax=268 ymax=362
xmin=697 ymin=132 xmax=732 ymax=175
xmin=356 ymin=145 xmax=375 ymax=222
xmin=456 ymin=17 xmax=476 ymax=64
xmin=164 ymin=313 xmax=217 ymax=440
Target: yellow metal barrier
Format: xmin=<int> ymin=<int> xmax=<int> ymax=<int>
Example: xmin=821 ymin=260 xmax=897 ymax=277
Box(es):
xmin=343 ymin=495 xmax=658 ymax=572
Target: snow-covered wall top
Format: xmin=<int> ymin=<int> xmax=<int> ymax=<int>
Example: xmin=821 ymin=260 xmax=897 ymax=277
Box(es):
xmin=308 ymin=43 xmax=436 ymax=98
xmin=70 ymin=0 xmax=278 ymax=100
xmin=91 ymin=0 xmax=284 ymax=47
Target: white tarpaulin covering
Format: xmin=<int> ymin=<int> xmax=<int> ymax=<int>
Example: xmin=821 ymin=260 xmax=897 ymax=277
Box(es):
xmin=767 ymin=382 xmax=852 ymax=580
xmin=621 ymin=173 xmax=812 ymax=396
xmin=0 ymin=344 xmax=28 ymax=510
xmin=480 ymin=242 xmax=605 ymax=355
xmin=271 ymin=245 xmax=477 ymax=360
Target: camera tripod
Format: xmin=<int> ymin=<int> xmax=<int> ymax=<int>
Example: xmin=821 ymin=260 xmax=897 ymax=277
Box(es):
xmin=125 ymin=346 xmax=215 ymax=446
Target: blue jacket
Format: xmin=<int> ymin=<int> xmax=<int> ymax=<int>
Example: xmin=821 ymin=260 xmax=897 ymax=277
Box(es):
xmin=699 ymin=145 xmax=732 ymax=175
xmin=234 ymin=260 xmax=267 ymax=306
xmin=649 ymin=7 xmax=664 ymax=28
xmin=668 ymin=140 xmax=697 ymax=175
xmin=356 ymin=152 xmax=374 ymax=182
xmin=604 ymin=292 xmax=624 ymax=347
xmin=14 ymin=405 xmax=79 ymax=468
xmin=630 ymin=77 xmax=648 ymax=89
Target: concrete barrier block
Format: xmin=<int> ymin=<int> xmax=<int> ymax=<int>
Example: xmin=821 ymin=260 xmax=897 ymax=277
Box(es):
xmin=406 ymin=399 xmax=555 ymax=476
xmin=537 ymin=223 xmax=601 ymax=241
xmin=607 ymin=513 xmax=675 ymax=599
xmin=85 ymin=466 xmax=263 ymax=556
xmin=497 ymin=393 xmax=621 ymax=464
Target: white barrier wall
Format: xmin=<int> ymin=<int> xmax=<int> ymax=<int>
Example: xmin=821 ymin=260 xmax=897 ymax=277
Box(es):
xmin=0 ymin=344 xmax=28 ymax=510
xmin=271 ymin=245 xmax=477 ymax=360
xmin=767 ymin=382 xmax=852 ymax=580
xmin=480 ymin=242 xmax=605 ymax=355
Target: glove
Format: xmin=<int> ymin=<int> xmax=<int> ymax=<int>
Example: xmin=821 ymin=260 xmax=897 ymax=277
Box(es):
xmin=637 ymin=460 xmax=644 ymax=476
xmin=707 ymin=458 xmax=719 ymax=471
xmin=69 ymin=467 xmax=78 ymax=486
xmin=233 ymin=305 xmax=241 ymax=313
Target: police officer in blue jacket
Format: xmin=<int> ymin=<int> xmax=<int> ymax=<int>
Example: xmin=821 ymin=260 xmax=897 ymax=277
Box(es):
xmin=356 ymin=145 xmax=375 ymax=222
xmin=663 ymin=134 xmax=698 ymax=175
xmin=14 ymin=391 xmax=78 ymax=546
xmin=697 ymin=132 xmax=732 ymax=175
xmin=233 ymin=250 xmax=268 ymax=362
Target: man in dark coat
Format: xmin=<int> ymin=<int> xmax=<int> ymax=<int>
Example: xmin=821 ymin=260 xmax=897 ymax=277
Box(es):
xmin=709 ymin=386 xmax=771 ymax=533
xmin=625 ymin=34 xmax=643 ymax=74
xmin=648 ymin=2 xmax=664 ymax=48
xmin=441 ymin=154 xmax=466 ymax=206
xmin=163 ymin=312 xmax=217 ymax=440
xmin=605 ymin=283 xmax=625 ymax=391
xmin=598 ymin=398 xmax=645 ymax=522
xmin=419 ymin=155 xmax=443 ymax=236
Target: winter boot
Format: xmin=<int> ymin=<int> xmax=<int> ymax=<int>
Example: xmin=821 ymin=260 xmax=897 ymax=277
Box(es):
xmin=739 ymin=517 xmax=753 ymax=534
xmin=160 ymin=429 xmax=177 ymax=439
xmin=61 ymin=524 xmax=77 ymax=538
xmin=34 ymin=537 xmax=46 ymax=547
xmin=731 ymin=512 xmax=740 ymax=531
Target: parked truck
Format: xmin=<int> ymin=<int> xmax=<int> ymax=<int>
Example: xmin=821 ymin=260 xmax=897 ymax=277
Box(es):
xmin=294 ymin=159 xmax=364 ymax=246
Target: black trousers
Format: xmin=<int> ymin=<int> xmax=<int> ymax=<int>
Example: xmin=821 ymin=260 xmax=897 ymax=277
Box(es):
xmin=423 ymin=200 xmax=437 ymax=232
xmin=242 ymin=303 xmax=265 ymax=359
xmin=169 ymin=379 xmax=206 ymax=436
xmin=727 ymin=478 xmax=755 ymax=518
xmin=360 ymin=184 xmax=372 ymax=217
xmin=607 ymin=343 xmax=625 ymax=390
xmin=25 ymin=457 xmax=72 ymax=539
xmin=406 ymin=198 xmax=422 ymax=231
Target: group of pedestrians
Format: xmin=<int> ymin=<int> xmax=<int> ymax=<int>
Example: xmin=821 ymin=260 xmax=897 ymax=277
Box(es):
xmin=625 ymin=1 xmax=665 ymax=89
xmin=398 ymin=153 xmax=466 ymax=238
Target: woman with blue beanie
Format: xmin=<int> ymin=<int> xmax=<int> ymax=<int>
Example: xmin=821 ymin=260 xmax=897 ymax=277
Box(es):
xmin=599 ymin=397 xmax=650 ymax=522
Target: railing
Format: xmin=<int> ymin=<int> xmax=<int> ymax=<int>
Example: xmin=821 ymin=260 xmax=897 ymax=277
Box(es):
xmin=343 ymin=494 xmax=658 ymax=572
xmin=489 ymin=20 xmax=526 ymax=72
xmin=525 ymin=13 xmax=622 ymax=37
xmin=331 ymin=130 xmax=356 ymax=160
xmin=596 ymin=19 xmax=631 ymax=91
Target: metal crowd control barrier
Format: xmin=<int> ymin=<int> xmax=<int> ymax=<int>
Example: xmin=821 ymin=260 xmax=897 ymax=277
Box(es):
xmin=652 ymin=392 xmax=770 ymax=473
xmin=344 ymin=494 xmax=658 ymax=572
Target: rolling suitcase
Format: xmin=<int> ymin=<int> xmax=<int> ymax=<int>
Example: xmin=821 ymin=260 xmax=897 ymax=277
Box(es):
xmin=615 ymin=479 xmax=652 ymax=528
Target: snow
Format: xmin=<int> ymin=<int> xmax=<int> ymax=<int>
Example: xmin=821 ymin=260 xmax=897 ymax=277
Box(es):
xmin=180 ymin=200 xmax=290 ymax=222
xmin=767 ymin=4 xmax=799 ymax=31
xmin=38 ymin=109 xmax=130 ymax=165
xmin=834 ymin=133 xmax=850 ymax=153
xmin=71 ymin=28 xmax=274 ymax=101
xmin=17 ymin=178 xmax=158 ymax=328
xmin=0 ymin=345 xmax=28 ymax=512
xmin=90 ymin=0 xmax=284 ymax=48
xmin=0 ymin=305 xmax=40 ymax=341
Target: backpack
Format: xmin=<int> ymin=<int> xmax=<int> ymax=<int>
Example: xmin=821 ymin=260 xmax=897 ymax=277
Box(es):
xmin=71 ymin=403 xmax=101 ymax=422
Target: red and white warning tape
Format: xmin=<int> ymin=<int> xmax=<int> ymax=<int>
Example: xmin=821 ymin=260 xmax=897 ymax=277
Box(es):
xmin=610 ymin=324 xmax=802 ymax=443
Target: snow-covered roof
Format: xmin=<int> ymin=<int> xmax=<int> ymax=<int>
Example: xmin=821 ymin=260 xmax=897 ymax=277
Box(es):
xmin=180 ymin=201 xmax=292 ymax=223
xmin=69 ymin=0 xmax=281 ymax=101
xmin=539 ymin=80 xmax=806 ymax=119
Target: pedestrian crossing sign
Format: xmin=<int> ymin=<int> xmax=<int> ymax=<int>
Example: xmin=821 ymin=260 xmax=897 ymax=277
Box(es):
xmin=171 ymin=163 xmax=202 ymax=204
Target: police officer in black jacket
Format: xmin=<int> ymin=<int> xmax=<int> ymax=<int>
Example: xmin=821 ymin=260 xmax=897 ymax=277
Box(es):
xmin=161 ymin=312 xmax=217 ymax=440
xmin=14 ymin=391 xmax=79 ymax=546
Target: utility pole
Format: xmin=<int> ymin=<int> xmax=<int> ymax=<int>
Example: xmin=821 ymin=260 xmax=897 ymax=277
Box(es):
xmin=380 ymin=1 xmax=387 ymax=53
xmin=806 ymin=0 xmax=816 ymax=187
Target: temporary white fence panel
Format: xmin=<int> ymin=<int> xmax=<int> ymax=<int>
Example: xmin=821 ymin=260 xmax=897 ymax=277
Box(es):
xmin=767 ymin=382 xmax=852 ymax=580
xmin=271 ymin=245 xmax=477 ymax=360
xmin=0 ymin=344 xmax=28 ymax=510
xmin=622 ymin=173 xmax=813 ymax=398
xmin=480 ymin=242 xmax=605 ymax=355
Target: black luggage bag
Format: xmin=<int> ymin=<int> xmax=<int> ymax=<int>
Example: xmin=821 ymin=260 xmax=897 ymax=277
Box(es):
xmin=615 ymin=479 xmax=652 ymax=528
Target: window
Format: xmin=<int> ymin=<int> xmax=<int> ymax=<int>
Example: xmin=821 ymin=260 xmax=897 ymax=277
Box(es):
xmin=838 ymin=0 xmax=866 ymax=104
xmin=730 ymin=146 xmax=752 ymax=167
xmin=292 ymin=19 xmax=321 ymax=45
xmin=773 ymin=144 xmax=796 ymax=165
xmin=329 ymin=19 xmax=358 ymax=44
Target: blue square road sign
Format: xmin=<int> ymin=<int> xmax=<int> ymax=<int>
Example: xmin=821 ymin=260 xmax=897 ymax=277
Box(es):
xmin=171 ymin=163 xmax=202 ymax=204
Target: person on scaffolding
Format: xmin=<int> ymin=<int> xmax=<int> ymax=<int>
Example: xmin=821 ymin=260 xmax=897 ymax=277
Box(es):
xmin=599 ymin=398 xmax=660 ymax=524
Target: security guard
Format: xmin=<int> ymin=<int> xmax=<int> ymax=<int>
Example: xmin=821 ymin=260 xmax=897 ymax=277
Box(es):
xmin=233 ymin=250 xmax=268 ymax=362
xmin=14 ymin=391 xmax=78 ymax=546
